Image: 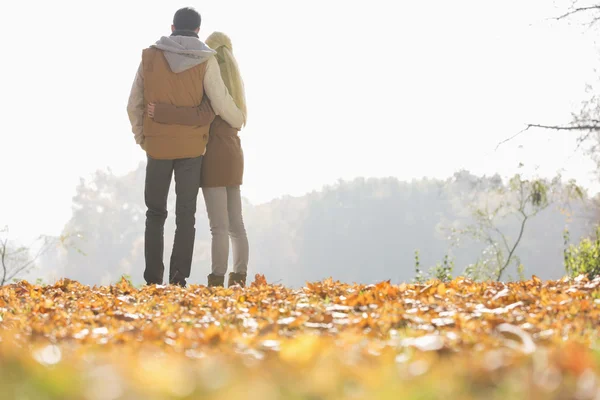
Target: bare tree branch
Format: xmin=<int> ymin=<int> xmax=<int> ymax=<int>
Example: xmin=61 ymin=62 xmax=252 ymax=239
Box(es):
xmin=524 ymin=123 xmax=600 ymax=131
xmin=554 ymin=5 xmax=600 ymax=21
xmin=7 ymin=239 xmax=52 ymax=282
xmin=495 ymin=126 xmax=530 ymax=151
xmin=496 ymin=182 xmax=530 ymax=281
xmin=497 ymin=212 xmax=528 ymax=281
xmin=492 ymin=225 xmax=511 ymax=254
xmin=496 ymin=122 xmax=600 ymax=151
xmin=0 ymin=232 xmax=56 ymax=285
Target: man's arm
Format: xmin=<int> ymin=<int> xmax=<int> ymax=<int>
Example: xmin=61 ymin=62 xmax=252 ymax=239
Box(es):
xmin=203 ymin=57 xmax=245 ymax=129
xmin=126 ymin=62 xmax=145 ymax=147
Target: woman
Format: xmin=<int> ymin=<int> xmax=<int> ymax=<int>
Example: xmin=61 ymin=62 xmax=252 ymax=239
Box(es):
xmin=147 ymin=32 xmax=249 ymax=288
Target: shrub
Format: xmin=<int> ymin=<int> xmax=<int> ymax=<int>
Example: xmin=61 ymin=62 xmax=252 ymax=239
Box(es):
xmin=564 ymin=227 xmax=600 ymax=279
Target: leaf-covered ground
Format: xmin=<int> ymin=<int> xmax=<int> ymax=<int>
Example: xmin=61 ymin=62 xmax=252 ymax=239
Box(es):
xmin=1 ymin=275 xmax=600 ymax=399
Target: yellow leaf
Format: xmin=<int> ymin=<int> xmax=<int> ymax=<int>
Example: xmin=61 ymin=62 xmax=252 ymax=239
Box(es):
xmin=437 ymin=283 xmax=447 ymax=296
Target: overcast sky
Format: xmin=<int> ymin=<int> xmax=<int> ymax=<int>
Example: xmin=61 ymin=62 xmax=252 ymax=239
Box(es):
xmin=1 ymin=0 xmax=599 ymax=243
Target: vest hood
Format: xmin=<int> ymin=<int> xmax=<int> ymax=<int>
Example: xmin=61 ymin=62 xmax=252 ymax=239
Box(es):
xmin=152 ymin=36 xmax=216 ymax=74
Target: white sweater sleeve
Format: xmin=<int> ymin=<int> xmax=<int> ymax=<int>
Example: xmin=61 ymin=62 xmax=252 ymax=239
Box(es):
xmin=203 ymin=57 xmax=245 ymax=129
xmin=126 ymin=62 xmax=145 ymax=145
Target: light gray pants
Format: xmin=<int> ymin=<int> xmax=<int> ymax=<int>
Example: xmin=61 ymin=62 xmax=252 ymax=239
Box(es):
xmin=202 ymin=186 xmax=249 ymax=276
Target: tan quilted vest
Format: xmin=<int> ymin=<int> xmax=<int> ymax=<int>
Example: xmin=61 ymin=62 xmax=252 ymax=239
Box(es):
xmin=142 ymin=48 xmax=210 ymax=160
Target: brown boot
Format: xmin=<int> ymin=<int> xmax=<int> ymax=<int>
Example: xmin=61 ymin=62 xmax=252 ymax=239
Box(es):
xmin=228 ymin=272 xmax=247 ymax=288
xmin=207 ymin=274 xmax=225 ymax=287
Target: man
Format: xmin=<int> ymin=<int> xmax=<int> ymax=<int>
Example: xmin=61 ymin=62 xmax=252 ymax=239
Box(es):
xmin=127 ymin=7 xmax=245 ymax=287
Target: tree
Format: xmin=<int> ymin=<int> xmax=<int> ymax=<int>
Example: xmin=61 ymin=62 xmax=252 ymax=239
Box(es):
xmin=498 ymin=2 xmax=600 ymax=170
xmin=34 ymin=168 xmax=590 ymax=287
xmin=0 ymin=227 xmax=60 ymax=285
xmin=449 ymin=174 xmax=583 ymax=281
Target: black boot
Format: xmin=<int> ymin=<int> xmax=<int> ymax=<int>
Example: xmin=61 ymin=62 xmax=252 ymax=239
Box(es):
xmin=169 ymin=270 xmax=186 ymax=288
xmin=207 ymin=273 xmax=225 ymax=287
xmin=228 ymin=272 xmax=247 ymax=288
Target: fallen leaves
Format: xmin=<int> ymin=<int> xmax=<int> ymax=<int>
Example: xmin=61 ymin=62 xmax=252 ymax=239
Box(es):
xmin=496 ymin=323 xmax=536 ymax=354
xmin=0 ymin=275 xmax=598 ymax=398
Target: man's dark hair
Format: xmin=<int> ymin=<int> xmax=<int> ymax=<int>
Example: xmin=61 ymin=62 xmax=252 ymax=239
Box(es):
xmin=173 ymin=7 xmax=201 ymax=31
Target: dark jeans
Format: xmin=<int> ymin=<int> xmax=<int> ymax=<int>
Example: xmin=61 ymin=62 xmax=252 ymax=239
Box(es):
xmin=144 ymin=155 xmax=202 ymax=286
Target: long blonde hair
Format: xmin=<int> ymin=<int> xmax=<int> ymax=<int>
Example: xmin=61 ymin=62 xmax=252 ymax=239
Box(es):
xmin=206 ymin=32 xmax=247 ymax=126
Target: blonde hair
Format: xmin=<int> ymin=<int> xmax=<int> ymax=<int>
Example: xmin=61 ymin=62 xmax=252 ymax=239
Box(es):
xmin=206 ymin=32 xmax=247 ymax=126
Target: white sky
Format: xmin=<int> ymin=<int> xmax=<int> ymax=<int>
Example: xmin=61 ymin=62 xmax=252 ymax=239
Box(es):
xmin=1 ymin=0 xmax=599 ymax=243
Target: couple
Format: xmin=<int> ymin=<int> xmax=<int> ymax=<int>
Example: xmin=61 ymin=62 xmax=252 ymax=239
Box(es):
xmin=126 ymin=7 xmax=248 ymax=288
